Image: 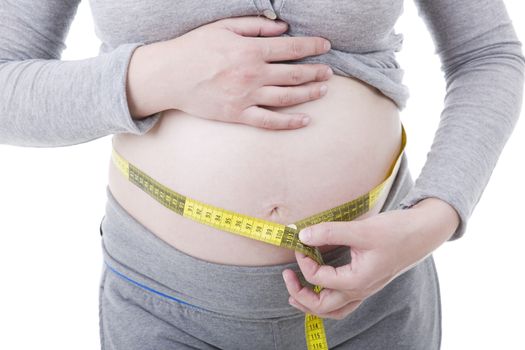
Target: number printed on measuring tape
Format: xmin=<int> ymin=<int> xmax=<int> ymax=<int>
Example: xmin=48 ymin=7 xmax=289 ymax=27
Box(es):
xmin=110 ymin=126 xmax=407 ymax=350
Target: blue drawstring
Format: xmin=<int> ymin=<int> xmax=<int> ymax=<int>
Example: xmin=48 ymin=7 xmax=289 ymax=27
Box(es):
xmin=103 ymin=261 xmax=208 ymax=313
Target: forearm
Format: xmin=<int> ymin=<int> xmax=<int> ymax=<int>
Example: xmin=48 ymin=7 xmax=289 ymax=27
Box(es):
xmin=0 ymin=0 xmax=162 ymax=148
xmin=399 ymin=47 xmax=525 ymax=240
xmin=0 ymin=43 xmax=161 ymax=148
xmin=401 ymin=0 xmax=525 ymax=240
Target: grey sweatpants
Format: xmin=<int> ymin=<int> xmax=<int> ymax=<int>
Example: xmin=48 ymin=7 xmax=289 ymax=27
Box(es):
xmin=98 ymin=153 xmax=441 ymax=350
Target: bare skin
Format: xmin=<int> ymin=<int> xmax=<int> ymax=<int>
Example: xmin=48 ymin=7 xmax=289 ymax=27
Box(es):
xmin=109 ymin=76 xmax=402 ymax=266
xmin=107 ymin=16 xmax=405 ymax=266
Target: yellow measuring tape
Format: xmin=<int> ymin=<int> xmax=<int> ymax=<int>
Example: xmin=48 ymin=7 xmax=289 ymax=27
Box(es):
xmin=111 ymin=125 xmax=406 ymax=350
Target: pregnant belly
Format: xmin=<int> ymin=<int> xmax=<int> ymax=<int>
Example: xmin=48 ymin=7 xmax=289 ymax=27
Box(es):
xmin=107 ymin=74 xmax=402 ymax=266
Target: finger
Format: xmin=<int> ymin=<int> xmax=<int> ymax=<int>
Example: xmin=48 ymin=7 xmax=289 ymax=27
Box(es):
xmin=282 ymin=269 xmax=354 ymax=315
xmin=295 ymin=250 xmax=357 ymax=290
xmin=252 ymin=82 xmax=328 ymax=108
xmin=318 ymin=299 xmax=363 ymax=321
xmin=289 ymin=296 xmax=363 ymax=321
xmin=260 ymin=63 xmax=333 ymax=86
xmin=217 ymin=16 xmax=289 ymax=37
xmin=251 ymin=36 xmax=331 ymax=62
xmin=288 ymin=297 xmax=311 ymax=314
xmin=298 ymin=221 xmax=369 ymax=248
xmin=238 ymin=105 xmax=310 ymax=130
xmin=282 ymin=269 xmax=324 ymax=311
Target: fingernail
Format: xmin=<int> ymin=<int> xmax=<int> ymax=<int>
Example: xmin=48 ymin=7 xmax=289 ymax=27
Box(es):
xmin=320 ymin=85 xmax=328 ymax=96
xmin=301 ymin=116 xmax=310 ymax=126
xmin=324 ymin=40 xmax=331 ymax=51
xmin=282 ymin=271 xmax=288 ymax=282
xmin=299 ymin=229 xmax=310 ymax=242
xmin=325 ymin=67 xmax=333 ymax=78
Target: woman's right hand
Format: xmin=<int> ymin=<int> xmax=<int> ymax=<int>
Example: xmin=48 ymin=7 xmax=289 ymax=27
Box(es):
xmin=126 ymin=16 xmax=333 ymax=130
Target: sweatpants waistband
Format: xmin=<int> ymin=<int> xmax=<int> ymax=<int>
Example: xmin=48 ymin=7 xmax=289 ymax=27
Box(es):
xmin=100 ymin=153 xmax=413 ymax=320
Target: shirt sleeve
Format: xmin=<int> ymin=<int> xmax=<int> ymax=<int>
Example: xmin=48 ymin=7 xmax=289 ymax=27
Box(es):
xmin=0 ymin=0 xmax=162 ymax=148
xmin=398 ymin=0 xmax=525 ymax=239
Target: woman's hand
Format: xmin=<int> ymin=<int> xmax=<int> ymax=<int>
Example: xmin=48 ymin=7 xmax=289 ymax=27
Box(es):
xmin=282 ymin=197 xmax=460 ymax=320
xmin=127 ymin=16 xmax=334 ymax=130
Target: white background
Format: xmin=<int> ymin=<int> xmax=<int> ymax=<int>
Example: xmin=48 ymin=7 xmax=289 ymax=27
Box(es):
xmin=1 ymin=1 xmax=524 ymax=349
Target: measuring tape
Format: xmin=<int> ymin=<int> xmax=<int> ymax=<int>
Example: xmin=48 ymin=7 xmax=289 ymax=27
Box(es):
xmin=111 ymin=125 xmax=406 ymax=350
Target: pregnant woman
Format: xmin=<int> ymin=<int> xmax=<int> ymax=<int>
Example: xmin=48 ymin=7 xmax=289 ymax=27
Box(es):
xmin=1 ymin=1 xmax=523 ymax=349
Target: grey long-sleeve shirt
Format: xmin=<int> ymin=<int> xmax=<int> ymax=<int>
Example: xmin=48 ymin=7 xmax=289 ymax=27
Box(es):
xmin=1 ymin=0 xmax=524 ymax=240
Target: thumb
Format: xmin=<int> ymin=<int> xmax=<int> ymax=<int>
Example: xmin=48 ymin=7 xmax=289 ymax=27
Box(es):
xmin=298 ymin=221 xmax=368 ymax=248
xmin=217 ymin=16 xmax=288 ymax=37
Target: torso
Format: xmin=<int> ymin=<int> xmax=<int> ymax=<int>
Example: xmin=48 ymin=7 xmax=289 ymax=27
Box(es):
xmin=108 ymin=74 xmax=402 ymax=266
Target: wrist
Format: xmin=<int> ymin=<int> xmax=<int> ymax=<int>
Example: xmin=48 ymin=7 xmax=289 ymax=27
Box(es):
xmin=126 ymin=42 xmax=172 ymax=118
xmin=412 ymin=197 xmax=460 ymax=242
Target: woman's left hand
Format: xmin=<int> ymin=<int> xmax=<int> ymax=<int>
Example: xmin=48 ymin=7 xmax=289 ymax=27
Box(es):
xmin=282 ymin=197 xmax=460 ymax=320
